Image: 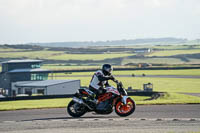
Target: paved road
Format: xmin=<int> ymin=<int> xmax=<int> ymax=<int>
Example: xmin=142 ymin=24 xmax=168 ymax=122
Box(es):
xmin=0 ymin=104 xmax=200 ymax=133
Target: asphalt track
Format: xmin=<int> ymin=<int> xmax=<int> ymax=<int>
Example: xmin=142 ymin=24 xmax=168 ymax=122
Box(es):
xmin=0 ymin=104 xmax=200 ymax=133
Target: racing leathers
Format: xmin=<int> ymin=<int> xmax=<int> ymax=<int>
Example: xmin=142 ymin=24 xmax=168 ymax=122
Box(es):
xmin=89 ymin=70 xmax=114 ymax=99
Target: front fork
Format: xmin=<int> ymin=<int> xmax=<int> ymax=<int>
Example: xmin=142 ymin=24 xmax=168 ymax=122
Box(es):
xmin=113 ymin=95 xmax=129 ymax=105
xmin=122 ymin=96 xmax=129 ymax=105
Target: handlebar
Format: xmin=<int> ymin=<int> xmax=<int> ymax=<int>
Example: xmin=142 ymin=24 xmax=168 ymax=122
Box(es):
xmin=110 ymin=75 xmax=119 ymax=84
xmin=113 ymin=79 xmax=119 ymax=84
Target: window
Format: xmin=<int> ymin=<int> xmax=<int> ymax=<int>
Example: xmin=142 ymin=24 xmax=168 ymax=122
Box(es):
xmin=37 ymin=89 xmax=44 ymax=95
xmin=25 ymin=88 xmax=32 ymax=96
xmin=18 ymin=88 xmax=23 ymax=94
xmin=2 ymin=64 xmax=8 ymax=72
xmin=31 ymin=64 xmax=41 ymax=68
xmin=31 ymin=73 xmax=48 ymax=81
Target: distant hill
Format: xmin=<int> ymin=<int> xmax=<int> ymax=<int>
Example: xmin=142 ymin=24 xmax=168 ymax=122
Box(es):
xmin=27 ymin=38 xmax=188 ymax=47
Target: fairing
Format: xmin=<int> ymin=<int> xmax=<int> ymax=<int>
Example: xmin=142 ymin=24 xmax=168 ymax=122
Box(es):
xmin=105 ymin=86 xmax=120 ymax=95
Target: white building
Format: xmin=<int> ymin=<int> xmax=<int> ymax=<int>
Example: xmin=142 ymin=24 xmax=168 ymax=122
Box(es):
xmin=12 ymin=80 xmax=80 ymax=96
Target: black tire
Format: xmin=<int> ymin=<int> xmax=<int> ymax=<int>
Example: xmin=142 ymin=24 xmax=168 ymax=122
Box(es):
xmin=115 ymin=97 xmax=136 ymax=117
xmin=67 ymin=100 xmax=87 ymax=118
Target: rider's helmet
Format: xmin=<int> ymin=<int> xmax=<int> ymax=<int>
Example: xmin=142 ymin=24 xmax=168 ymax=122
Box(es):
xmin=102 ymin=64 xmax=113 ymax=76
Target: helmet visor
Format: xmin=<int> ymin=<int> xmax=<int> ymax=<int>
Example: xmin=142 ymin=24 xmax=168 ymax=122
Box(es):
xmin=106 ymin=67 xmax=113 ymax=73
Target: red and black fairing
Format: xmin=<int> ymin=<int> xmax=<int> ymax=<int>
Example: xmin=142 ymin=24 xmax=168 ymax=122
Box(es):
xmin=79 ymin=89 xmax=89 ymax=96
xmin=75 ymin=88 xmax=94 ymax=97
xmin=94 ymin=91 xmax=121 ymax=114
xmin=97 ymin=92 xmax=113 ymax=103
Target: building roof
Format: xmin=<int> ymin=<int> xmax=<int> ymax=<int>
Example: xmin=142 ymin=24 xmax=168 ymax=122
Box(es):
xmin=1 ymin=59 xmax=43 ymax=64
xmin=14 ymin=80 xmax=80 ymax=88
xmin=8 ymin=68 xmax=51 ymax=73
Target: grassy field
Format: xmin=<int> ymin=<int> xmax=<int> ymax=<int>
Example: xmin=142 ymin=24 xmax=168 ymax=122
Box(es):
xmin=51 ymin=69 xmax=200 ymax=93
xmin=0 ymin=50 xmax=134 ymax=61
xmin=49 ymin=69 xmax=200 ymax=76
xmin=0 ymin=98 xmax=72 ymax=111
xmin=135 ymin=93 xmax=200 ymax=105
xmin=0 ymin=47 xmax=24 ymax=52
xmin=1 ymin=44 xmax=200 ymax=111
xmin=42 ymin=65 xmax=101 ymax=70
xmin=120 ymin=77 xmax=200 ymax=93
xmin=122 ymin=58 xmax=184 ymax=65
xmin=151 ymin=45 xmax=194 ymax=50
xmin=1 ymin=44 xmax=200 ymax=65
xmin=148 ymin=49 xmax=200 ymax=57
xmin=0 ymin=51 xmax=64 ymax=59
xmin=47 ymin=53 xmax=135 ymax=61
xmin=101 ymin=44 xmax=199 ymax=50
xmin=114 ymin=69 xmax=200 ymax=76
xmin=52 ymin=76 xmax=200 ymax=93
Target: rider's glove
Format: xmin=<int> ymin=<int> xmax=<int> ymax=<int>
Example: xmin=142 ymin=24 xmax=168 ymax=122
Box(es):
xmin=109 ymin=75 xmax=115 ymax=80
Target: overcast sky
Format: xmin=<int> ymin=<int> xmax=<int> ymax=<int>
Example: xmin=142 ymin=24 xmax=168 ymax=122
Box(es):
xmin=0 ymin=0 xmax=200 ymax=44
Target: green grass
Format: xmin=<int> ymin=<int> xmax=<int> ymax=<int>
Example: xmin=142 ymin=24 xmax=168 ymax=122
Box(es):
xmin=51 ymin=75 xmax=200 ymax=93
xmin=50 ymin=69 xmax=200 ymax=94
xmin=0 ymin=98 xmax=72 ymax=111
xmin=135 ymin=93 xmax=200 ymax=104
xmin=0 ymin=50 xmax=134 ymax=61
xmin=102 ymin=44 xmax=200 ymax=50
xmin=122 ymin=58 xmax=183 ymax=64
xmin=0 ymin=50 xmax=64 ymax=59
xmin=51 ymin=69 xmax=200 ymax=76
xmin=148 ymin=49 xmax=200 ymax=57
xmin=151 ymin=45 xmax=193 ymax=50
xmin=187 ymin=58 xmax=200 ymax=64
xmin=1 ymin=45 xmax=200 ymax=65
xmin=0 ymin=48 xmax=25 ymax=52
xmin=47 ymin=53 xmax=135 ymax=61
xmin=116 ymin=77 xmax=200 ymax=93
xmin=42 ymin=65 xmax=101 ymax=70
xmin=113 ymin=69 xmax=200 ymax=76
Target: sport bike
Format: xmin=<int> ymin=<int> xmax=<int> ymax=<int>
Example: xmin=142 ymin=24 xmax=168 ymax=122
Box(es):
xmin=67 ymin=80 xmax=136 ymax=117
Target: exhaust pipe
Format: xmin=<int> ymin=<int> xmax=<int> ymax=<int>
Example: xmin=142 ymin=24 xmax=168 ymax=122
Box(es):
xmin=73 ymin=97 xmax=84 ymax=104
xmin=72 ymin=97 xmax=93 ymax=110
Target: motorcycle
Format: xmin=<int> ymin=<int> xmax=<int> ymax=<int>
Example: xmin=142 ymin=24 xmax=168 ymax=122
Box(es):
xmin=67 ymin=80 xmax=136 ymax=117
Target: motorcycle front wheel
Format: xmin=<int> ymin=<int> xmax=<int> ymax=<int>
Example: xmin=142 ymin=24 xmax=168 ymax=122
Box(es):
xmin=115 ymin=97 xmax=136 ymax=117
xmin=67 ymin=100 xmax=87 ymax=118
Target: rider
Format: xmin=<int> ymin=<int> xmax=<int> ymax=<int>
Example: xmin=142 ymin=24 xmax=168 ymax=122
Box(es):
xmin=89 ymin=64 xmax=115 ymax=102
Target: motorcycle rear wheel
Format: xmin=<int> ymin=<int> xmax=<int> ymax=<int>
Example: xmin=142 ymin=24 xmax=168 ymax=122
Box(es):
xmin=67 ymin=100 xmax=87 ymax=118
xmin=115 ymin=97 xmax=136 ymax=117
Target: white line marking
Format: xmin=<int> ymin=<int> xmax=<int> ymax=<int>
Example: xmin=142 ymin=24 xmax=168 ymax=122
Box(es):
xmin=3 ymin=118 xmax=199 ymax=123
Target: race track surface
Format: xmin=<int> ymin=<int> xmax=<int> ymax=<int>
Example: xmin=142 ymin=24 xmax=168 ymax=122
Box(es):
xmin=0 ymin=104 xmax=200 ymax=133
